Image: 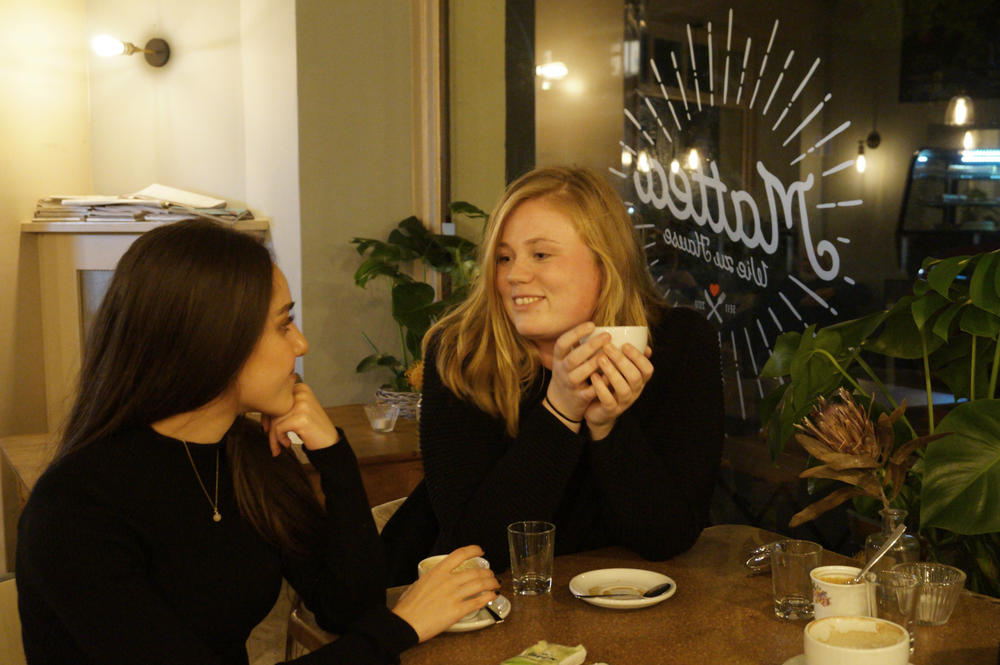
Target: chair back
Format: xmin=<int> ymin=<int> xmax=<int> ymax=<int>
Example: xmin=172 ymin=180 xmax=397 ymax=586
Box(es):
xmin=0 ymin=574 xmax=27 ymax=665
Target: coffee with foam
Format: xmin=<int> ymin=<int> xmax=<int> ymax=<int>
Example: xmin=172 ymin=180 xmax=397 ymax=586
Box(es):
xmin=804 ymin=616 xmax=909 ymax=665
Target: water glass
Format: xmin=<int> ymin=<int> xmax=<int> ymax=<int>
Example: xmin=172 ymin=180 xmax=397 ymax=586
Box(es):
xmin=892 ymin=562 xmax=966 ymax=625
xmin=507 ymin=521 xmax=555 ymax=595
xmin=867 ymin=569 xmax=919 ymax=655
xmin=363 ymin=403 xmax=399 ymax=432
xmin=771 ymin=539 xmax=823 ymax=620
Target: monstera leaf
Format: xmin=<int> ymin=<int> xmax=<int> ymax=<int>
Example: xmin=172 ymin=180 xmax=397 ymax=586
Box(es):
xmin=921 ymin=399 xmax=1000 ymax=534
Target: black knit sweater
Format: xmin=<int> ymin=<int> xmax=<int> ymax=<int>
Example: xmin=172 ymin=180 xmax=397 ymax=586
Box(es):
xmin=382 ymin=306 xmax=724 ymax=580
xmin=16 ymin=424 xmax=417 ymax=664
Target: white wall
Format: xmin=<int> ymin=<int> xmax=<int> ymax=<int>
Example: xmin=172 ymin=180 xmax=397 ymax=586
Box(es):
xmin=240 ymin=0 xmax=302 ymax=332
xmin=296 ymin=0 xmax=417 ymax=406
xmin=86 ymin=0 xmax=247 ymax=204
xmin=0 ymin=0 xmax=91 ymax=437
xmin=0 ymin=0 xmax=92 ymax=572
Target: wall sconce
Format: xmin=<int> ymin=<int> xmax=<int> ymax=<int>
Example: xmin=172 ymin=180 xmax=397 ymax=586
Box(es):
xmin=91 ymin=34 xmax=170 ymax=67
xmin=945 ymin=95 xmax=974 ymax=126
xmin=856 ymin=140 xmax=866 ymax=173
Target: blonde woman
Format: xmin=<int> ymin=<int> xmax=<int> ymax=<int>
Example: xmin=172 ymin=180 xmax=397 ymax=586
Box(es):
xmin=382 ymin=166 xmax=724 ymax=582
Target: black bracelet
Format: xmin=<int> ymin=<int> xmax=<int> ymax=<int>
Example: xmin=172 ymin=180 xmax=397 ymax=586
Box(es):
xmin=544 ymin=396 xmax=583 ymax=424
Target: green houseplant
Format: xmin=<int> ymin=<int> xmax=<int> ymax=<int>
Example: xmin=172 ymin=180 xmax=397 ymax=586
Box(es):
xmin=760 ymin=250 xmax=1000 ymax=596
xmin=350 ymin=202 xmax=488 ymax=394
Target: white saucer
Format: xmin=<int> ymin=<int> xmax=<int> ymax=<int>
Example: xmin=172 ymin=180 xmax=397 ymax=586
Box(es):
xmin=781 ymin=655 xmax=913 ymax=665
xmin=568 ymin=568 xmax=676 ymax=609
xmin=445 ymin=594 xmax=511 ymax=632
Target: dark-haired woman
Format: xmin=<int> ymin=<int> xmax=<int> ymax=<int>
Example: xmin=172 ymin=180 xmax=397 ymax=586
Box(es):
xmin=16 ymin=219 xmax=497 ymax=664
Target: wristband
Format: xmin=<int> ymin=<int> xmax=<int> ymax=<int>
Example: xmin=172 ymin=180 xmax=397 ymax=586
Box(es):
xmin=544 ymin=396 xmax=583 ymax=424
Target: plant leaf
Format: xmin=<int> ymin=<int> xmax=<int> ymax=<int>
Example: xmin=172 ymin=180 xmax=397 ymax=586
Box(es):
xmin=789 ymin=486 xmax=864 ymax=527
xmin=959 ymin=305 xmax=1000 ymax=338
xmin=920 ymin=399 xmax=1000 ymax=534
xmin=926 ymin=254 xmax=971 ymax=298
xmin=911 ymin=290 xmax=949 ymax=330
xmin=931 ymin=301 xmax=966 ymax=340
xmin=969 ymin=251 xmax=1000 ymax=315
xmin=794 ymin=434 xmax=880 ymax=470
xmin=760 ymin=331 xmax=801 ymax=378
xmin=866 ymin=296 xmax=937 ymax=359
xmin=450 ymin=200 xmax=490 ymax=219
xmin=799 ymin=465 xmax=883 ymax=497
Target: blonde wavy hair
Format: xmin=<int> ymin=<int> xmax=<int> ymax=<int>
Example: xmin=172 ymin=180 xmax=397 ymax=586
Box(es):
xmin=425 ymin=166 xmax=664 ymax=435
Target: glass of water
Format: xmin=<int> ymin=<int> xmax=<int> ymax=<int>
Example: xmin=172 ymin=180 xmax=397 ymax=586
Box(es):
xmin=771 ymin=539 xmax=823 ymax=620
xmin=507 ymin=520 xmax=555 ymax=595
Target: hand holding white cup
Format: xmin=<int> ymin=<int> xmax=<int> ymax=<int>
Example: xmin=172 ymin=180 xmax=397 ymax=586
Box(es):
xmin=417 ymin=554 xmax=491 ymax=622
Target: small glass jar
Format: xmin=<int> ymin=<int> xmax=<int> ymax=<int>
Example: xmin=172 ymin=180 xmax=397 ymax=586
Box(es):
xmin=864 ymin=508 xmax=920 ymax=573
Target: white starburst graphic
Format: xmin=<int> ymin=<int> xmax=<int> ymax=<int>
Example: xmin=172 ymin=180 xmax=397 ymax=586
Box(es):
xmin=612 ymin=8 xmax=863 ymax=419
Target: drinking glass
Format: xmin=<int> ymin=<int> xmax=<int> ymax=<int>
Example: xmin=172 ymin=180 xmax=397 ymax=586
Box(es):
xmin=892 ymin=562 xmax=966 ymax=625
xmin=867 ymin=569 xmax=919 ymax=656
xmin=771 ymin=539 xmax=823 ymax=620
xmin=507 ymin=521 xmax=555 ymax=595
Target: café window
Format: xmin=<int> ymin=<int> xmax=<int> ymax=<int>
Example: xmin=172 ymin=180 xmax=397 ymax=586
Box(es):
xmin=502 ymin=0 xmax=1000 ymax=434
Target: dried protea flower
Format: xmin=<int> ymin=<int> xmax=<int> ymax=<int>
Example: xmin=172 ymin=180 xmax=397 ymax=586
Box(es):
xmin=404 ymin=360 xmax=424 ymax=392
xmin=797 ymin=388 xmax=879 ymax=459
xmin=788 ymin=388 xmax=944 ymax=529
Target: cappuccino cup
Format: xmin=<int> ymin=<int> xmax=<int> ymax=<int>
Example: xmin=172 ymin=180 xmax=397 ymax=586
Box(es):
xmin=811 ymin=565 xmax=871 ymax=619
xmin=804 ymin=615 xmax=909 ymax=665
xmin=583 ymin=326 xmax=649 ymax=351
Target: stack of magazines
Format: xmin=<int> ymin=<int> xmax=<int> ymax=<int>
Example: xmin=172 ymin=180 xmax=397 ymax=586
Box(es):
xmin=33 ymin=184 xmax=254 ymax=223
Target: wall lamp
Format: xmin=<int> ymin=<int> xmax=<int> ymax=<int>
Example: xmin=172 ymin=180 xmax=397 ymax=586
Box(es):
xmin=91 ymin=34 xmax=170 ymax=67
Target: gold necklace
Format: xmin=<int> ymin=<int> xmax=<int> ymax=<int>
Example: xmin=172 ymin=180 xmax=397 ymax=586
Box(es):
xmin=181 ymin=440 xmax=222 ymax=522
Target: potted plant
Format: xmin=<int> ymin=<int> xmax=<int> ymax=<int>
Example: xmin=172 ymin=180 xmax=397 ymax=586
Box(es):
xmin=761 ymin=249 xmax=1000 ymax=597
xmin=350 ymin=202 xmax=488 ymax=416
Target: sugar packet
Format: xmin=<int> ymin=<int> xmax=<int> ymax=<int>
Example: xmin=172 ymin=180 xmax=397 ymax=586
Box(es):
xmin=500 ymin=641 xmax=587 ymax=665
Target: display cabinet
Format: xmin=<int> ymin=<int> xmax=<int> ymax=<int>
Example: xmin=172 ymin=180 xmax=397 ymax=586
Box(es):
xmin=898 ymin=148 xmax=1000 ymax=275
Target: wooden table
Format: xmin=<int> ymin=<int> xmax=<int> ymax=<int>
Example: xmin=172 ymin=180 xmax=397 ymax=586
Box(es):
xmin=321 ymin=404 xmax=422 ymax=507
xmin=291 ymin=525 xmax=1000 ymax=665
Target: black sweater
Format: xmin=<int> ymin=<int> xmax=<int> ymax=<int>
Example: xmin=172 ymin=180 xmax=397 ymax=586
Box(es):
xmin=382 ymin=306 xmax=724 ymax=580
xmin=16 ymin=424 xmax=417 ymax=664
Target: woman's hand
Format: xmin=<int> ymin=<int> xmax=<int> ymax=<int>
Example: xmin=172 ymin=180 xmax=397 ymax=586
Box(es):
xmin=545 ymin=322 xmax=607 ymax=425
xmin=260 ymin=383 xmax=340 ymax=456
xmin=584 ymin=341 xmax=654 ymax=440
xmin=391 ymin=545 xmax=500 ymax=642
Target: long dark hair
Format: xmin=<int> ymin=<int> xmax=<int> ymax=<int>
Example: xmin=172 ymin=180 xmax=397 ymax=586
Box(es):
xmin=57 ymin=219 xmax=323 ymax=555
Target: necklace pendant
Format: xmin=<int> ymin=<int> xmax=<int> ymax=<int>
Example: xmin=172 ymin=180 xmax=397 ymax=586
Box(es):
xmin=212 ymin=511 xmax=222 ymax=522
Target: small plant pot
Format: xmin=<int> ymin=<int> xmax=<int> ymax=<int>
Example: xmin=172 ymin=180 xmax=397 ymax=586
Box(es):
xmin=375 ymin=387 xmax=421 ymax=420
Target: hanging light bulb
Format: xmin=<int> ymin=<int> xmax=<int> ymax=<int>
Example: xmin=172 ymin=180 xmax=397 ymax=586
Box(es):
xmin=856 ymin=140 xmax=866 ymax=173
xmin=636 ymin=150 xmax=650 ymax=173
xmin=963 ymin=131 xmax=976 ymax=150
xmin=670 ymin=158 xmax=680 ymax=174
xmin=945 ymin=95 xmax=974 ymax=126
xmin=687 ymin=148 xmax=700 ymax=170
xmin=621 ymin=148 xmax=633 ymax=169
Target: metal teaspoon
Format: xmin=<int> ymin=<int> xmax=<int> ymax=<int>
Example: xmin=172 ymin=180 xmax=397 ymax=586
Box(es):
xmin=572 ymin=580 xmax=674 ymax=599
xmin=853 ymin=523 xmax=907 ymax=583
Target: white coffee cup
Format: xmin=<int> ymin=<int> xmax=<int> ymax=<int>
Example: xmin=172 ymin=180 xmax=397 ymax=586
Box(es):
xmin=584 ymin=326 xmax=649 ymax=351
xmin=417 ymin=554 xmax=491 ymax=622
xmin=811 ymin=565 xmax=871 ymax=619
xmin=804 ymin=616 xmax=909 ymax=665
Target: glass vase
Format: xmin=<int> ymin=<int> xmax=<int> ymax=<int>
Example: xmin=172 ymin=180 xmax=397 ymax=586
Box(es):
xmin=864 ymin=508 xmax=920 ymax=573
